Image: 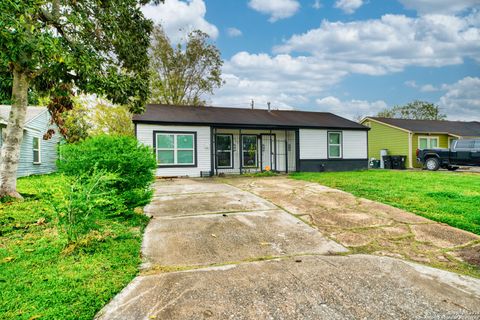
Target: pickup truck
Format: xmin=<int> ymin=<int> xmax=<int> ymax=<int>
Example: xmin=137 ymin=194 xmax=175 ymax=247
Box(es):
xmin=417 ymin=139 xmax=480 ymax=171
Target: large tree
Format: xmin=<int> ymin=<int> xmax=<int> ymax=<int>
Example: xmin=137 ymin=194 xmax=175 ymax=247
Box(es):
xmin=377 ymin=100 xmax=446 ymax=120
xmin=149 ymin=26 xmax=224 ymax=106
xmin=0 ymin=0 xmax=161 ymax=198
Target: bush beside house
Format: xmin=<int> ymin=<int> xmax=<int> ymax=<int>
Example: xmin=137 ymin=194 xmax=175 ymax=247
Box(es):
xmin=1 ymin=135 xmax=157 ymax=319
xmin=55 ymin=135 xmax=157 ymax=242
xmin=58 ymin=135 xmax=157 ymax=209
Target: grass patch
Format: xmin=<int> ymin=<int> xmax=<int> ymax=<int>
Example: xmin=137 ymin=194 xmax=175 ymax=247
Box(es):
xmin=0 ymin=174 xmax=149 ymax=320
xmin=290 ymin=170 xmax=480 ymax=235
xmin=239 ymin=171 xmax=281 ymax=177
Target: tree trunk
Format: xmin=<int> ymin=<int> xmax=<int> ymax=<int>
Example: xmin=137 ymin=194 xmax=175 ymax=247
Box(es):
xmin=0 ymin=69 xmax=30 ymax=198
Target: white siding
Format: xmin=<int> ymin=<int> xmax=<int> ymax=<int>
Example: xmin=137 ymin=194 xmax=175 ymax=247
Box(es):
xmin=343 ymin=130 xmax=368 ymax=159
xmin=136 ymin=124 xmax=211 ymax=177
xmin=299 ymin=129 xmax=367 ymax=160
xmin=299 ymin=129 xmax=327 ymax=159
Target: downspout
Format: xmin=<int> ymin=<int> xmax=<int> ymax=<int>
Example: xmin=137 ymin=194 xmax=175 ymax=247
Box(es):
xmin=269 ymin=129 xmax=273 ymax=171
xmin=239 ymin=128 xmax=242 ymax=175
xmin=210 ymin=127 xmax=215 ymax=176
xmin=285 ymin=129 xmax=288 ymax=174
xmin=408 ymin=132 xmax=413 ymax=168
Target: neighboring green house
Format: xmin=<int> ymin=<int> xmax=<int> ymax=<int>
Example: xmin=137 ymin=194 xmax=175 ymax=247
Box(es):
xmin=0 ymin=105 xmax=62 ymax=177
xmin=360 ymin=117 xmax=480 ymax=168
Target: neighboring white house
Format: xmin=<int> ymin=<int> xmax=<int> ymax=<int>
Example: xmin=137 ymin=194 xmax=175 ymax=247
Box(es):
xmin=0 ymin=105 xmax=61 ymax=177
xmin=133 ymin=104 xmax=369 ymax=177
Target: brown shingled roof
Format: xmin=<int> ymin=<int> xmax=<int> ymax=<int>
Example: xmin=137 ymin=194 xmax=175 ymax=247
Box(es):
xmin=368 ymin=117 xmax=480 ymax=137
xmin=133 ymin=104 xmax=368 ymax=130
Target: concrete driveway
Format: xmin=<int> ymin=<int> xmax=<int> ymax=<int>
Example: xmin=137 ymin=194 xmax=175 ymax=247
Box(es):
xmin=97 ymin=178 xmax=480 ymax=320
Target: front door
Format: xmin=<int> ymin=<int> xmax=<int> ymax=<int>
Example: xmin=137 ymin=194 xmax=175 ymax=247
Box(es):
xmin=261 ymin=134 xmax=276 ymax=171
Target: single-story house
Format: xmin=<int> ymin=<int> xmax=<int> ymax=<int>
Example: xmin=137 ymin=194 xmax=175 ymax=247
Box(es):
xmin=133 ymin=104 xmax=369 ymax=177
xmin=0 ymin=105 xmax=61 ymax=177
xmin=360 ymin=117 xmax=480 ymax=168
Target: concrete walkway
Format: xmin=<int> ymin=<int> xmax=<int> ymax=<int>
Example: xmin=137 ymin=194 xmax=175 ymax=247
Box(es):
xmin=225 ymin=177 xmax=480 ymax=269
xmin=96 ymin=178 xmax=480 ymax=320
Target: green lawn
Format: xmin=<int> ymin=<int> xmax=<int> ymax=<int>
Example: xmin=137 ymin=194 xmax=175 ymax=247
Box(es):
xmin=290 ymin=170 xmax=480 ymax=235
xmin=0 ymin=174 xmax=149 ymax=320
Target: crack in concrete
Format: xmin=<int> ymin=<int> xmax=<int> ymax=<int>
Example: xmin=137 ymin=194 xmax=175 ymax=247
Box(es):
xmin=140 ymin=252 xmax=345 ymax=276
xmin=152 ymin=208 xmax=279 ymax=219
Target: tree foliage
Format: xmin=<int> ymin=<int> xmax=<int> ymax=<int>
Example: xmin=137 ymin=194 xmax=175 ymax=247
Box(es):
xmin=377 ymin=100 xmax=446 ymax=120
xmin=62 ymin=102 xmax=91 ymax=143
xmin=0 ymin=0 xmax=162 ymax=197
xmin=1 ymin=0 xmax=160 ymax=117
xmin=90 ymin=103 xmax=134 ymax=137
xmin=63 ymin=96 xmax=134 ymax=143
xmin=149 ymin=26 xmax=224 ymax=106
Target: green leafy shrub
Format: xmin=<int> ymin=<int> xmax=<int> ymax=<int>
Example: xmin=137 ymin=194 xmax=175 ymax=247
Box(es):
xmin=57 ymin=135 xmax=157 ymax=209
xmin=51 ymin=170 xmax=126 ymax=242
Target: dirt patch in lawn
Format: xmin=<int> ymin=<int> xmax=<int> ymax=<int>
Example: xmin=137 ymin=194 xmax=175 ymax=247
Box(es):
xmin=222 ymin=176 xmax=480 ymax=278
xmin=454 ymin=245 xmax=480 ymax=267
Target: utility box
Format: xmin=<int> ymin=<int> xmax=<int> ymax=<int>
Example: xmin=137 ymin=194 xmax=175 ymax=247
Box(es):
xmin=380 ymin=149 xmax=389 ymax=168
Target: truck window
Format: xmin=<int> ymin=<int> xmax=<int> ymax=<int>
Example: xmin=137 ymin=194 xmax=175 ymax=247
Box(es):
xmin=474 ymin=140 xmax=480 ymax=150
xmin=455 ymin=140 xmax=475 ymax=149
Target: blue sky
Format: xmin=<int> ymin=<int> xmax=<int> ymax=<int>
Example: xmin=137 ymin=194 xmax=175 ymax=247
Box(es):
xmin=142 ymin=0 xmax=480 ymax=120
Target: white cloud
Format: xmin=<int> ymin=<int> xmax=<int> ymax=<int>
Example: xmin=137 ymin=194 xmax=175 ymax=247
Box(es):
xmin=274 ymin=13 xmax=480 ymax=73
xmin=211 ymin=52 xmax=392 ymax=119
xmin=226 ymin=27 xmax=242 ymax=37
xmin=405 ymin=81 xmax=440 ymax=92
xmin=210 ymin=52 xmax=350 ymax=111
xmin=248 ymin=0 xmax=300 ymax=22
xmin=210 ymin=9 xmax=479 ymax=121
xmin=315 ymin=96 xmax=387 ymax=119
xmin=399 ymin=0 xmax=479 ymax=15
xmin=420 ymin=84 xmax=439 ymax=92
xmin=212 ymin=11 xmax=480 ymax=118
xmin=313 ymin=0 xmax=322 ymax=10
xmin=405 ymin=80 xmax=418 ymax=88
xmin=142 ymin=0 xmax=218 ymax=43
xmin=222 ymin=52 xmax=350 ymax=93
xmin=334 ymin=0 xmax=364 ymax=14
xmin=438 ymin=77 xmax=480 ymax=121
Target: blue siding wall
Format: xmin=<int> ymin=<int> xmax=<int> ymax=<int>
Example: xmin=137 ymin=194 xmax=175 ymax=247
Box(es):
xmin=0 ymin=110 xmax=61 ymax=177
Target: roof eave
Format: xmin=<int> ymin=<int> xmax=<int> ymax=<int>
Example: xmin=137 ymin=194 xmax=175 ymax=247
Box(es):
xmin=362 ymin=117 xmax=412 ymax=133
xmin=132 ymin=119 xmax=369 ymax=130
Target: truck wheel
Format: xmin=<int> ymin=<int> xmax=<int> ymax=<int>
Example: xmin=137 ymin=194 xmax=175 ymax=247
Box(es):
xmin=425 ymin=157 xmax=440 ymax=171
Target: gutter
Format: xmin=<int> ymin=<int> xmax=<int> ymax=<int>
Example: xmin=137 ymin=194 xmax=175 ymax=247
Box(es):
xmin=408 ymin=132 xmax=413 ymax=168
xmin=132 ymin=120 xmax=370 ymax=131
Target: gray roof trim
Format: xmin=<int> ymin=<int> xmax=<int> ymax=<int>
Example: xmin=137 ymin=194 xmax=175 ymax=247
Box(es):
xmin=0 ymin=105 xmax=48 ymax=132
xmin=133 ymin=104 xmax=369 ymax=130
xmin=365 ymin=117 xmax=480 ymax=137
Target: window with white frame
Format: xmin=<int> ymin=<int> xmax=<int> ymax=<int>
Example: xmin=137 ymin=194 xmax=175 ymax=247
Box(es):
xmin=419 ymin=136 xmax=438 ymax=149
xmin=33 ymin=137 xmax=41 ymax=164
xmin=328 ymin=132 xmax=342 ymax=158
xmin=216 ymin=134 xmax=233 ymax=168
xmin=242 ymin=135 xmax=257 ymax=167
xmin=155 ymin=132 xmax=195 ymax=166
